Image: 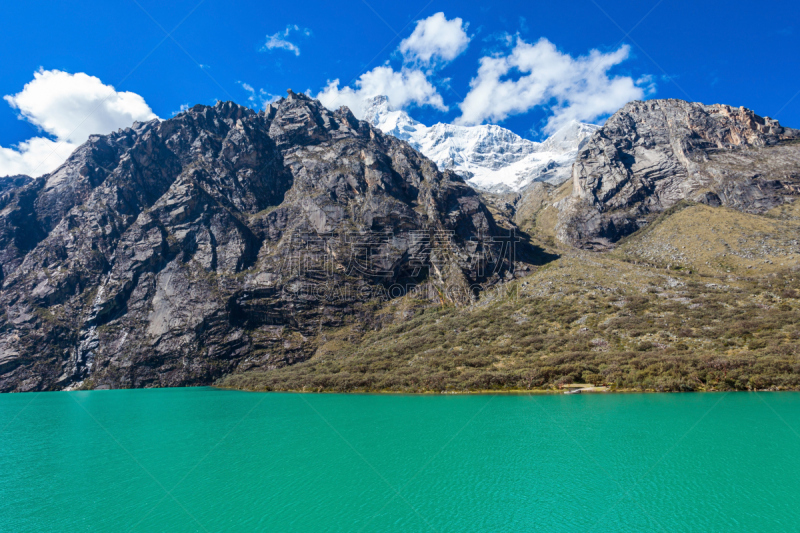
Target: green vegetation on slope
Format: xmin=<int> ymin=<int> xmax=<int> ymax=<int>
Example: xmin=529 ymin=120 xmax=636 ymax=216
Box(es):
xmin=220 ymin=201 xmax=800 ymax=393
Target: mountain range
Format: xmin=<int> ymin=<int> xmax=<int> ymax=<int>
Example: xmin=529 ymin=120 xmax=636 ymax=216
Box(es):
xmin=363 ymin=95 xmax=599 ymax=192
xmin=1 ymin=92 xmax=799 ymax=393
xmin=0 ymin=92 xmax=524 ymax=391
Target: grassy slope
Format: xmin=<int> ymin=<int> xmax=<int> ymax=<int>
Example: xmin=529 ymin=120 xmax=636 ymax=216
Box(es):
xmin=220 ymin=201 xmax=800 ymax=393
xmin=617 ymin=201 xmax=800 ymax=276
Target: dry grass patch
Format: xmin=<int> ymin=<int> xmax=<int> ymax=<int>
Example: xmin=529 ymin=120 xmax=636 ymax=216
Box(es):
xmin=617 ymin=203 xmax=800 ymax=276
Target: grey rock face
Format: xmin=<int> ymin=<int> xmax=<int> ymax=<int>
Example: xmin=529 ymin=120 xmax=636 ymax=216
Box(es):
xmin=556 ymin=99 xmax=800 ymax=249
xmin=0 ymin=176 xmax=45 ymax=280
xmin=0 ymin=92 xmax=517 ymax=392
xmin=0 ymin=176 xmax=32 ymax=195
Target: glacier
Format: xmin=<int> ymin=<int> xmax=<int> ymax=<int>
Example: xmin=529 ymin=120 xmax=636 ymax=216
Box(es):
xmin=361 ymin=95 xmax=600 ymax=193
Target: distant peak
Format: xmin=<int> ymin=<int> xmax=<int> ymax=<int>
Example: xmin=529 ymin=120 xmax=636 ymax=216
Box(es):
xmin=195 ymin=100 xmax=245 ymax=112
xmin=541 ymin=120 xmax=600 ymax=150
xmin=286 ymin=88 xmax=310 ymax=102
xmin=362 ymin=95 xmax=405 ymax=126
xmin=366 ymin=95 xmax=390 ymax=107
xmin=362 ymin=95 xmax=392 ymax=115
xmin=362 ymin=96 xmax=600 ymax=192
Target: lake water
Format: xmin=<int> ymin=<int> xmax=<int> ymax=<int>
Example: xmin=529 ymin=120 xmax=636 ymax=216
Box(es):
xmin=1 ymin=388 xmax=799 ymax=532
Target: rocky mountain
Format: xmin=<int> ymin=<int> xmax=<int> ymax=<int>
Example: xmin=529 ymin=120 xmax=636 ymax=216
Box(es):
xmin=0 ymin=91 xmax=524 ymax=392
xmin=2 ymin=94 xmax=799 ymax=394
xmin=363 ymin=96 xmax=599 ymax=192
xmin=220 ymin=99 xmax=800 ymax=395
xmin=555 ymin=99 xmax=800 ymax=249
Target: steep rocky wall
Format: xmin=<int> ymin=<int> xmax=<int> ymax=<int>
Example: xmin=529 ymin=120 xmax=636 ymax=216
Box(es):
xmin=556 ymin=99 xmax=800 ymax=249
xmin=0 ymin=92 xmax=522 ymax=392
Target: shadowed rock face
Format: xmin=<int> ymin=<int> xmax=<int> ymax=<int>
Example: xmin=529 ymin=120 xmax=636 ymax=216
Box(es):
xmin=0 ymin=175 xmax=43 ymax=280
xmin=0 ymin=92 xmax=518 ymax=392
xmin=556 ymin=99 xmax=800 ymax=249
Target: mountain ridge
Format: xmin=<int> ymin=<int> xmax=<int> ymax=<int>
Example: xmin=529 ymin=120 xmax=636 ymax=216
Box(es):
xmin=2 ymin=94 xmax=800 ymax=393
xmin=0 ymin=91 xmax=528 ymax=392
xmin=362 ymin=95 xmax=600 ymax=192
xmin=555 ymin=99 xmax=800 ymax=249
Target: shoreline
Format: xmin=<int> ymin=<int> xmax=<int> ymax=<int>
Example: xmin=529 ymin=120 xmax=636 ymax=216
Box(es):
xmin=4 ymin=385 xmax=800 ymax=395
xmin=212 ymin=385 xmax=799 ymax=395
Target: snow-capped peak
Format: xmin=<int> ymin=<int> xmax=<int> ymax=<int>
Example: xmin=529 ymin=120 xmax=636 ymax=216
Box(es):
xmin=361 ymin=95 xmax=600 ymax=193
xmin=362 ymin=95 xmax=426 ymax=146
xmin=540 ymin=120 xmax=600 ymax=153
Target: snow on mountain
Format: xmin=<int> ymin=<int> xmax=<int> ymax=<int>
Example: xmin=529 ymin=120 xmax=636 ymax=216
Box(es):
xmin=362 ymin=95 xmax=600 ymax=193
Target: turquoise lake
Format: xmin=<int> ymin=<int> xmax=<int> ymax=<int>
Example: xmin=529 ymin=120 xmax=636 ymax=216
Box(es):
xmin=1 ymin=389 xmax=799 ymax=532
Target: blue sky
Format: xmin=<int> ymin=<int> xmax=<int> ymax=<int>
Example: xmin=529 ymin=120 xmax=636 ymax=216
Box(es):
xmin=1 ymin=0 xmax=798 ymax=176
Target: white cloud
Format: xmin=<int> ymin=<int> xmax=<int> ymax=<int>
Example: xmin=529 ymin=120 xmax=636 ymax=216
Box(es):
xmin=399 ymin=12 xmax=470 ymax=66
xmin=172 ymin=103 xmax=191 ymax=116
xmin=261 ymin=24 xmax=310 ymax=56
xmin=0 ymin=69 xmax=159 ymax=177
xmin=0 ymin=137 xmax=79 ymax=178
xmin=636 ymin=74 xmax=657 ymax=96
xmin=317 ymin=66 xmax=445 ymax=119
xmin=455 ymin=38 xmax=646 ymax=133
xmin=4 ymin=69 xmax=158 ymax=144
xmin=238 ymin=81 xmax=280 ymax=109
xmin=314 ymin=13 xmax=472 ymax=118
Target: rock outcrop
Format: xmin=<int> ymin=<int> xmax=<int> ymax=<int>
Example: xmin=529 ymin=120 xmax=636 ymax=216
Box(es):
xmin=0 ymin=92 xmax=521 ymax=392
xmin=556 ymin=99 xmax=800 ymax=249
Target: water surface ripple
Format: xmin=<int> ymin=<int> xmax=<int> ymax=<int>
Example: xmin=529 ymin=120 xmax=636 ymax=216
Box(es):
xmin=1 ymin=389 xmax=798 ymax=532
